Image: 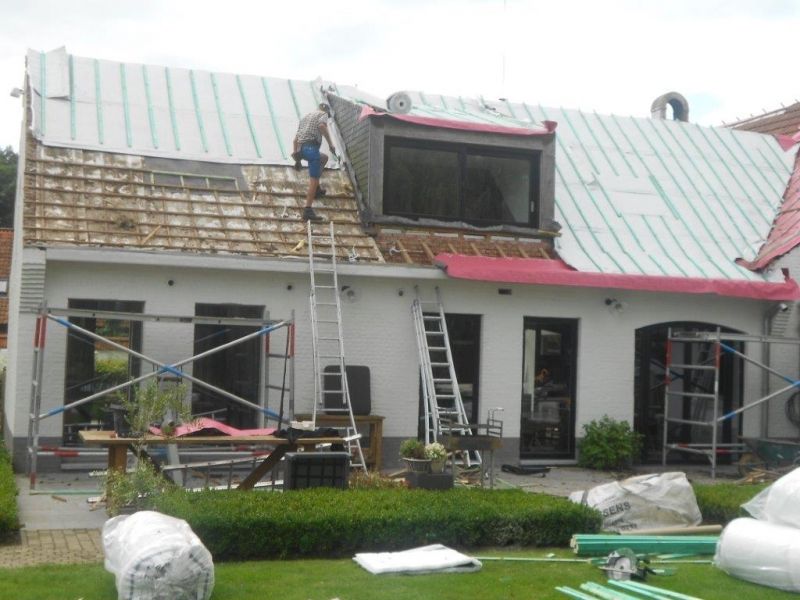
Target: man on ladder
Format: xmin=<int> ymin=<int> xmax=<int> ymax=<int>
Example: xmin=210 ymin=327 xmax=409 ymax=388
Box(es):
xmin=292 ymin=102 xmax=337 ymax=222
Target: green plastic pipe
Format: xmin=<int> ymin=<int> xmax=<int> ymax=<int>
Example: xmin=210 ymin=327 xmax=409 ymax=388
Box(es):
xmin=581 ymin=582 xmax=643 ymax=600
xmin=555 ymin=586 xmax=602 ymax=600
xmin=609 ymin=580 xmax=704 ymax=600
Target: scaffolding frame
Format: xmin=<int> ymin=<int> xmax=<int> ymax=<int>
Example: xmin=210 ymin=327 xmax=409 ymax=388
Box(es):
xmin=662 ymin=328 xmax=800 ymax=477
xmin=26 ymin=305 xmax=295 ymax=490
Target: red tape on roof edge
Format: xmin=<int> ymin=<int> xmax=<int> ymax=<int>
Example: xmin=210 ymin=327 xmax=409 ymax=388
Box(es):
xmin=357 ymin=105 xmax=555 ymax=136
xmin=435 ymin=254 xmax=800 ymax=301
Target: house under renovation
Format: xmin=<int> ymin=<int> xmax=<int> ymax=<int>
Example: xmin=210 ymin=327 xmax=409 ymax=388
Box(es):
xmin=4 ymin=48 xmax=800 ymax=473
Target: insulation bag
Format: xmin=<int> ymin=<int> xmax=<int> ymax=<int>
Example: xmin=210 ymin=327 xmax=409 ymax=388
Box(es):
xmin=568 ymin=472 xmax=702 ymax=532
xmin=714 ymin=517 xmax=800 ymax=592
xmin=102 ymin=510 xmax=214 ymax=600
xmin=742 ymin=466 xmax=800 ymax=528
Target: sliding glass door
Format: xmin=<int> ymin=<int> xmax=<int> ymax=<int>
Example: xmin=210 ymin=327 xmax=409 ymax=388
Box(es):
xmin=520 ymin=318 xmax=578 ymax=460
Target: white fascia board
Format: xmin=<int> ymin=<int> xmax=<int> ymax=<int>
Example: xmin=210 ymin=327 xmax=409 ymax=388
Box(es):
xmin=43 ymin=246 xmax=445 ymax=281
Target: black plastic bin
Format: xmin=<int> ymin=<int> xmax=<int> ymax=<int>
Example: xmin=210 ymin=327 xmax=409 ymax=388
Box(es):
xmin=283 ymin=452 xmax=350 ymax=490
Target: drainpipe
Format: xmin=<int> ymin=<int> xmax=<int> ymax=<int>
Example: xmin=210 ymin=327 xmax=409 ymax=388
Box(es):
xmin=762 ymin=302 xmax=789 ymax=438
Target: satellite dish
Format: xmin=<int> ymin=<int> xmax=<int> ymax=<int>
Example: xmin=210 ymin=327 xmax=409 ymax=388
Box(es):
xmin=386 ymin=92 xmax=413 ymax=114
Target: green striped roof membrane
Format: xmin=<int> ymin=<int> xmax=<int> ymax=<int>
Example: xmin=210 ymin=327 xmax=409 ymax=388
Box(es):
xmin=340 ymin=87 xmax=793 ymax=281
xmin=26 ymin=47 xmax=330 ymax=166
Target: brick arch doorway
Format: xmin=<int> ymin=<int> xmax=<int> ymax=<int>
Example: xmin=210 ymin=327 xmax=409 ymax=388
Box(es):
xmin=634 ymin=322 xmax=744 ymax=463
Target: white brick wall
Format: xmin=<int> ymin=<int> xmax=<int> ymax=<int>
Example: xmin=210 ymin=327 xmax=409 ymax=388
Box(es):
xmin=6 ymin=254 xmax=772 ymax=460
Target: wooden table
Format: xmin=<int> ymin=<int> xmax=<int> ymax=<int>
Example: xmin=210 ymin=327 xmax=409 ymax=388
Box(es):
xmin=79 ymin=430 xmax=343 ymax=490
xmin=295 ymin=414 xmax=384 ymax=471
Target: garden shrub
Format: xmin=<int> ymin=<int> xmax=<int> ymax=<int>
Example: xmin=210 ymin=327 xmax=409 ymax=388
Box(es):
xmin=0 ymin=446 xmax=19 ymax=541
xmin=577 ymin=416 xmax=642 ymax=470
xmin=154 ymin=488 xmax=602 ymax=560
xmin=693 ymin=482 xmax=768 ymax=525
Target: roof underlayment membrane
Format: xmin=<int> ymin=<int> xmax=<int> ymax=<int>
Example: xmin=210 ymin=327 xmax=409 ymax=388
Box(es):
xmin=23 ymin=48 xmax=800 ymax=294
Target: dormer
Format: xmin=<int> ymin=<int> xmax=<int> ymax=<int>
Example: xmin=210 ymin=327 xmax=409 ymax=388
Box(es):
xmin=329 ymin=91 xmax=558 ymax=236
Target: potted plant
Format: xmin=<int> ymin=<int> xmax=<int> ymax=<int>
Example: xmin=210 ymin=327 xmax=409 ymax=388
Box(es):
xmin=399 ymin=438 xmax=430 ymax=473
xmin=104 ymin=380 xmax=191 ymax=515
xmin=425 ymin=442 xmax=447 ymax=473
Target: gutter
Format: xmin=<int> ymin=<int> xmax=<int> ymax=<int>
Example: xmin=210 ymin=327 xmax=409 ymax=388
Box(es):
xmin=42 ymin=245 xmax=445 ymax=281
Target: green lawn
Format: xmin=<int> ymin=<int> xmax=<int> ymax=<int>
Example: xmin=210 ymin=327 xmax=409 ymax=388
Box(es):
xmin=0 ymin=549 xmax=795 ymax=600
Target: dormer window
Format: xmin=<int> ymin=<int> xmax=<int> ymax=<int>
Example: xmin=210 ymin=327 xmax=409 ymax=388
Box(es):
xmin=384 ymin=137 xmax=540 ymax=227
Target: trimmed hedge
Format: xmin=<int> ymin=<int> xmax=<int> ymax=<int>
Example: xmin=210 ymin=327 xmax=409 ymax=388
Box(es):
xmin=693 ymin=483 xmax=768 ymax=525
xmin=154 ymin=488 xmax=602 ymax=560
xmin=0 ymin=446 xmax=19 ymax=541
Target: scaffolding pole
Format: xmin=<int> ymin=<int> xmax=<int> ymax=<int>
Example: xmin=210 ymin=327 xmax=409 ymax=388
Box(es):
xmin=26 ymin=307 xmax=295 ymax=491
xmin=662 ymin=328 xmax=800 ymax=477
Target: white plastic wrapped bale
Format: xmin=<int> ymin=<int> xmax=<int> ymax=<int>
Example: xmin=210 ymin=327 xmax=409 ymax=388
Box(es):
xmin=568 ymin=472 xmax=702 ymax=532
xmin=742 ymin=466 xmax=800 ymax=528
xmin=103 ymin=511 xmax=214 ymax=600
xmin=715 ymin=518 xmax=800 ymax=592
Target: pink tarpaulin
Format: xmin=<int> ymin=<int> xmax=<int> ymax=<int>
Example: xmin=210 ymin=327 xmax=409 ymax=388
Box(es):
xmin=435 ymin=254 xmax=800 ymax=301
xmin=148 ymin=417 xmax=276 ymax=438
xmin=357 ymin=105 xmax=556 ymax=136
xmin=777 ymin=131 xmax=800 ymax=152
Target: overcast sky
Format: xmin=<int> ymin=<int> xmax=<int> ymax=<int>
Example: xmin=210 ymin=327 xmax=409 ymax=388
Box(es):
xmin=0 ymin=0 xmax=797 ymax=151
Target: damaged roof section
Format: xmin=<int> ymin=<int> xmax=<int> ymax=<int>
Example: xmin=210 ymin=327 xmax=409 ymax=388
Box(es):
xmin=23 ymin=139 xmax=383 ymax=262
xmin=374 ymin=226 xmax=551 ymax=266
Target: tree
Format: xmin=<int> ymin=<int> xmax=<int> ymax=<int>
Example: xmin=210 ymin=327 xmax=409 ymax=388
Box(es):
xmin=0 ymin=146 xmax=17 ymax=228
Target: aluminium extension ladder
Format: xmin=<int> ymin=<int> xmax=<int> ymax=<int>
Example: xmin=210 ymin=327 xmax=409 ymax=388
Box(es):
xmin=307 ymin=221 xmax=367 ymax=472
xmin=411 ymin=287 xmax=479 ymax=465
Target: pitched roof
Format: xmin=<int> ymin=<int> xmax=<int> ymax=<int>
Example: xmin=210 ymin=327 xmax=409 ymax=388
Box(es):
xmin=23 ymin=49 xmax=796 ymax=288
xmin=341 ymin=89 xmax=794 ymax=282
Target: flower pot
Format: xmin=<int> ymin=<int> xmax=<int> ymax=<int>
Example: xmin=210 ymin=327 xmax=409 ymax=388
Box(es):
xmin=430 ymin=458 xmax=446 ymax=474
xmin=402 ymin=457 xmax=432 ymax=473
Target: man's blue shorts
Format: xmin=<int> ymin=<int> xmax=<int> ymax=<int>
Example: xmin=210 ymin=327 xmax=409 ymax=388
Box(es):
xmin=301 ymin=143 xmax=322 ymax=178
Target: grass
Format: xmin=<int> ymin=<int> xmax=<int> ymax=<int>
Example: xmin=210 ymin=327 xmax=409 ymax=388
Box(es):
xmin=693 ymin=482 xmax=768 ymax=524
xmin=0 ymin=548 xmax=797 ymax=600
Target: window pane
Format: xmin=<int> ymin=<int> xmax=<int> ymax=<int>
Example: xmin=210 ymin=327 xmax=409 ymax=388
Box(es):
xmin=464 ymin=154 xmax=531 ymax=224
xmin=386 ymin=146 xmax=459 ymax=218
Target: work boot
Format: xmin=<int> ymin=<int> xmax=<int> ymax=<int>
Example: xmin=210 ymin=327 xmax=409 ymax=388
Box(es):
xmin=303 ymin=207 xmax=324 ymax=222
xmin=315 ymin=186 xmax=327 ymax=198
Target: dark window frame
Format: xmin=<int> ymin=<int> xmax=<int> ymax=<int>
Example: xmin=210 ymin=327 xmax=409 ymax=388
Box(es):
xmin=383 ymin=136 xmax=541 ymax=227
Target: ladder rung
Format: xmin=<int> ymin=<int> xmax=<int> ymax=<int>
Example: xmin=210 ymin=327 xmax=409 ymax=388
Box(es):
xmin=319 ymin=354 xmax=343 ymax=358
xmin=433 ymin=378 xmax=453 ymax=383
xmin=315 ymin=285 xmax=337 ymax=289
xmin=315 ymin=302 xmax=338 ymax=306
xmin=669 ymin=364 xmax=716 ymax=370
xmin=436 ymin=394 xmax=455 ymax=399
xmin=318 ymin=337 xmax=341 ymax=341
xmin=423 ymin=316 xmax=443 ymax=321
xmin=425 ymin=331 xmax=445 ymax=336
xmin=430 ymin=362 xmax=449 ymax=367
xmin=317 ymin=319 xmax=339 ymax=323
xmin=428 ymin=346 xmax=446 ymax=351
